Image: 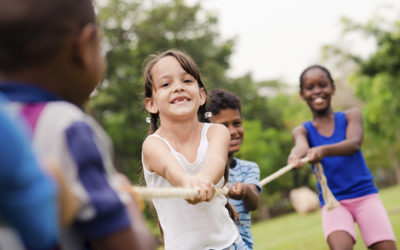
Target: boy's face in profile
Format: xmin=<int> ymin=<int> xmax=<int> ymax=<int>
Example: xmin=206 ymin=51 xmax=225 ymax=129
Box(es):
xmin=211 ymin=108 xmax=244 ymax=154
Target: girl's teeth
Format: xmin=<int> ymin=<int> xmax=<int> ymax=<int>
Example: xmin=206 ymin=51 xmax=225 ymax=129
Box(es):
xmin=314 ymin=97 xmax=323 ymax=104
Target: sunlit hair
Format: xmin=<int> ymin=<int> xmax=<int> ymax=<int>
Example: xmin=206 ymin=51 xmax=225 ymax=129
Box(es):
xmin=143 ymin=49 xmax=209 ymax=134
xmin=0 ymin=0 xmax=96 ymax=72
xmin=207 ymin=89 xmax=242 ymax=116
xmin=299 ymin=64 xmax=335 ymax=90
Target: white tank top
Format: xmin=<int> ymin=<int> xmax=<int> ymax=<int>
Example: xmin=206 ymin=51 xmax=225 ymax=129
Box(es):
xmin=143 ymin=123 xmax=238 ymax=250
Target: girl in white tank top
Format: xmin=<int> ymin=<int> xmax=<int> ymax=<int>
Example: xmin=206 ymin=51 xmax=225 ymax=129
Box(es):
xmin=141 ymin=50 xmax=246 ymax=250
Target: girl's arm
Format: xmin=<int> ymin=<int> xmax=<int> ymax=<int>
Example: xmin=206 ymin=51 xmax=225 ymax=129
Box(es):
xmin=307 ymin=108 xmax=363 ymax=163
xmin=200 ymin=123 xmax=230 ymax=185
xmin=142 ymin=136 xmax=215 ymax=204
xmin=287 ymin=125 xmax=310 ymax=168
xmin=142 ymin=136 xmax=187 ymax=187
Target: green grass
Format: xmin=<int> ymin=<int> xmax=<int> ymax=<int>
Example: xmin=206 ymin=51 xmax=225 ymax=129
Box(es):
xmin=253 ymin=185 xmax=400 ymax=250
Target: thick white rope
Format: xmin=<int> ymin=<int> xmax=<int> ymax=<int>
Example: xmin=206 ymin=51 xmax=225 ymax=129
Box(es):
xmin=259 ymin=157 xmax=310 ymax=186
xmin=127 ymin=186 xmax=229 ymax=201
xmin=124 ymin=157 xmax=339 ymax=210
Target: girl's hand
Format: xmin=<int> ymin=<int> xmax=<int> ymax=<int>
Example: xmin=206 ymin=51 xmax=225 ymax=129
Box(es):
xmin=183 ymin=175 xmax=216 ymax=204
xmin=228 ymin=182 xmax=247 ymax=200
xmin=306 ymin=146 xmax=325 ymax=163
xmin=288 ymin=154 xmax=304 ymax=169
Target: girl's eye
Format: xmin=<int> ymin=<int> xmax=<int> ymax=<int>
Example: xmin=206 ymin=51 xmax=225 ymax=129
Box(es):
xmin=183 ymin=79 xmax=193 ymax=84
xmin=161 ymin=82 xmax=170 ymax=88
xmin=319 ymin=82 xmax=328 ymax=88
xmin=305 ymin=85 xmax=313 ymax=91
xmin=234 ymin=121 xmax=242 ymax=127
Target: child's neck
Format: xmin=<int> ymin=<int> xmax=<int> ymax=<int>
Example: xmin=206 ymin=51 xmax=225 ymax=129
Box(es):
xmin=312 ymin=107 xmax=334 ymax=120
xmin=158 ymin=118 xmax=202 ymax=142
xmin=158 ymin=119 xmax=203 ymax=163
xmin=312 ymin=108 xmax=335 ymax=137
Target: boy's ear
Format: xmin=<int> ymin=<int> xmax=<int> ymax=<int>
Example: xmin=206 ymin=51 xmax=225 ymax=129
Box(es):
xmin=145 ymin=97 xmax=158 ymax=114
xmin=73 ymin=23 xmax=98 ymax=67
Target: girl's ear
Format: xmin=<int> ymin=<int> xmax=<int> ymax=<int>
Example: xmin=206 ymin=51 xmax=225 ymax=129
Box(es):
xmin=145 ymin=97 xmax=158 ymax=114
xmin=199 ymin=87 xmax=206 ymax=106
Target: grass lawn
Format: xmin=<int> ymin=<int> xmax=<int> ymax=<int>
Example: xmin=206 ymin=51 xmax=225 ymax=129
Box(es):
xmin=253 ymin=185 xmax=400 ymax=250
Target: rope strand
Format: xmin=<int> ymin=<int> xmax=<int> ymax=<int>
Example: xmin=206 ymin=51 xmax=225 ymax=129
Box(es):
xmin=314 ymin=162 xmax=340 ymax=210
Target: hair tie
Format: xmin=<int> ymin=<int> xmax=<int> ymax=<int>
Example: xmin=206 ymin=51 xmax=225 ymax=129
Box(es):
xmin=145 ymin=117 xmax=151 ymax=124
xmin=204 ymin=112 xmax=212 ymax=119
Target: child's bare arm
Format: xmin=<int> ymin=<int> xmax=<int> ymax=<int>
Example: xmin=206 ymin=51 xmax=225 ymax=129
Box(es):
xmin=142 ymin=136 xmax=215 ymax=204
xmin=201 ymin=123 xmax=230 ymax=184
xmin=307 ymin=108 xmax=363 ymax=162
xmin=287 ymin=125 xmax=309 ymax=167
xmin=143 ymin=136 xmax=190 ymax=187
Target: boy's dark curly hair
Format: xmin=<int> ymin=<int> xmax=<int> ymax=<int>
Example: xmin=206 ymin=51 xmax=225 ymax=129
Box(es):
xmin=207 ymin=89 xmax=241 ymax=116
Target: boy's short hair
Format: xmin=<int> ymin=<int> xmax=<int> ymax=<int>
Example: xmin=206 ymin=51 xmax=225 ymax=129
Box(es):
xmin=207 ymin=89 xmax=242 ymax=115
xmin=0 ymin=0 xmax=96 ymax=72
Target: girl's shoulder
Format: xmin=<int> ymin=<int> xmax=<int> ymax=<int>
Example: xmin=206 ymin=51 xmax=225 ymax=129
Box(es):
xmin=343 ymin=107 xmax=362 ymax=122
xmin=142 ymin=133 xmax=168 ymax=152
xmin=207 ymin=122 xmax=229 ymax=133
xmin=343 ymin=107 xmax=361 ymax=115
xmin=292 ymin=124 xmax=307 ymax=136
xmin=206 ymin=122 xmax=230 ymax=140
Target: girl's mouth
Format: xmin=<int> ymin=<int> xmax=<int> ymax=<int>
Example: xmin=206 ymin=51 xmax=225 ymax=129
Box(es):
xmin=171 ymin=97 xmax=190 ymax=104
xmin=313 ymin=97 xmax=324 ymax=104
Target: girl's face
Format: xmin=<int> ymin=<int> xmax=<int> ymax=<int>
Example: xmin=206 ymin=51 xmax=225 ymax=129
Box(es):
xmin=300 ymin=68 xmax=335 ymax=113
xmin=145 ymin=56 xmax=206 ymax=121
xmin=211 ymin=108 xmax=244 ymax=154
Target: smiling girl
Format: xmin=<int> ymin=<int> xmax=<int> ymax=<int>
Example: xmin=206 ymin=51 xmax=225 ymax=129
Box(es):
xmin=287 ymin=65 xmax=396 ymax=250
xmin=141 ymin=49 xmax=246 ymax=250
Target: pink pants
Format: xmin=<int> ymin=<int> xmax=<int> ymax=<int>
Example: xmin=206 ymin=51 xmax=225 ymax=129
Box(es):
xmin=321 ymin=193 xmax=396 ymax=247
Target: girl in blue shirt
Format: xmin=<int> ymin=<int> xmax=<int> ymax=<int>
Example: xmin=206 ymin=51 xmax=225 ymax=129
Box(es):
xmin=287 ymin=65 xmax=396 ymax=250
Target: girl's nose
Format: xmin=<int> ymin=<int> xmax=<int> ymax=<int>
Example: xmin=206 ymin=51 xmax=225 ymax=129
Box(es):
xmin=312 ymin=86 xmax=322 ymax=94
xmin=173 ymin=81 xmax=185 ymax=92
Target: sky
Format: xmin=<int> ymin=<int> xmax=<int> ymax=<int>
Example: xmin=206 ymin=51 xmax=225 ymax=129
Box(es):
xmin=195 ymin=0 xmax=400 ymax=85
